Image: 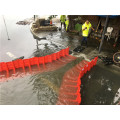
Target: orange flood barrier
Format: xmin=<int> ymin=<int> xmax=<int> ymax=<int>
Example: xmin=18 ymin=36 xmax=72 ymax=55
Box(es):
xmin=0 ymin=47 xmax=70 ymax=80
xmin=56 ymin=56 xmax=98 ymax=105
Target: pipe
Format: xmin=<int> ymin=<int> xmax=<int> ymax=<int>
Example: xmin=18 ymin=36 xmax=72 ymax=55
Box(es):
xmin=99 ymin=15 xmax=109 ymax=53
xmin=3 ymin=15 xmax=10 ymax=40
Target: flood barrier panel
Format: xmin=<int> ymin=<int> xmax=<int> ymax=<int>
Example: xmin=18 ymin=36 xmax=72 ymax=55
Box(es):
xmin=56 ymin=56 xmax=98 ymax=105
xmin=0 ymin=47 xmax=70 ymax=79
xmin=0 ymin=48 xmax=98 ymax=105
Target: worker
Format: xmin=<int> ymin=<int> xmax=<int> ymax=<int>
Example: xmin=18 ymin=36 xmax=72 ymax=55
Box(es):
xmin=65 ymin=18 xmax=69 ymax=32
xmin=60 ymin=15 xmax=66 ymax=29
xmin=81 ymin=20 xmax=94 ymax=46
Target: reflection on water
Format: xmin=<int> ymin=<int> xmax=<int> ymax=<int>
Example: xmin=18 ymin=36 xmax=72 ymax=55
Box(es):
xmin=0 ymin=15 xmax=36 ymax=62
xmin=81 ymin=65 xmax=120 ymax=105
xmin=0 ymin=57 xmax=82 ymax=105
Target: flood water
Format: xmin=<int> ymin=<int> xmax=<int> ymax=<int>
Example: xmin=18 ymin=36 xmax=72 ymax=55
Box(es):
xmin=0 ymin=15 xmax=36 ymax=62
xmin=81 ymin=65 xmax=120 ymax=105
xmin=0 ymin=15 xmax=120 ymax=105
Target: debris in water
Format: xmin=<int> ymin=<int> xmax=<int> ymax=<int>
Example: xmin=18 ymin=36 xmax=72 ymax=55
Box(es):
xmin=12 ymin=56 xmax=24 ymax=61
xmin=6 ymin=52 xmax=17 ymax=59
xmin=16 ymin=18 xmax=34 ymax=25
xmin=113 ymin=88 xmax=120 ymax=104
xmin=98 ymin=56 xmax=114 ymax=65
xmin=108 ymin=87 xmax=112 ymax=91
xmin=88 ymin=75 xmax=91 ymax=79
xmin=16 ymin=21 xmax=30 ymax=25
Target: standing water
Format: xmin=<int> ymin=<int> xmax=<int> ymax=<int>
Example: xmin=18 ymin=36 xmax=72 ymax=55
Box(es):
xmin=0 ymin=15 xmax=120 ymax=105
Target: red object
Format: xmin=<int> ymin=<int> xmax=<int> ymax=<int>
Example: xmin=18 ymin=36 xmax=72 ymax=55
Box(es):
xmin=23 ymin=59 xmax=31 ymax=72
xmin=81 ymin=67 xmax=85 ymax=77
xmin=67 ymin=47 xmax=69 ymax=55
xmin=0 ymin=62 xmax=9 ymax=77
xmin=29 ymin=57 xmax=40 ymax=70
xmin=58 ymin=92 xmax=81 ymax=104
xmin=78 ymin=72 xmax=82 ymax=80
xmin=44 ymin=55 xmax=52 ymax=63
xmin=50 ymin=20 xmax=52 ymax=25
xmin=65 ymin=47 xmax=69 ymax=56
xmin=82 ymin=60 xmax=89 ymax=73
xmin=38 ymin=56 xmax=45 ymax=64
xmin=6 ymin=61 xmax=16 ymax=74
xmin=51 ymin=53 xmax=57 ymax=61
xmin=85 ymin=64 xmax=89 ymax=73
xmin=60 ymin=85 xmax=80 ymax=94
xmin=44 ymin=55 xmax=49 ymax=63
xmin=57 ymin=99 xmax=80 ymax=105
xmin=93 ymin=57 xmax=98 ymax=65
xmin=13 ymin=59 xmax=25 ymax=73
xmin=76 ymin=93 xmax=81 ymax=104
xmin=91 ymin=60 xmax=94 ymax=68
xmin=62 ymin=79 xmax=81 ymax=87
xmin=56 ymin=52 xmax=60 ymax=59
xmin=82 ymin=60 xmax=89 ymax=65
xmin=79 ymin=70 xmax=84 ymax=78
xmin=47 ymin=55 xmax=52 ymax=63
xmin=88 ymin=62 xmax=92 ymax=71
xmin=57 ymin=57 xmax=98 ymax=105
xmin=0 ymin=48 xmax=98 ymax=90
xmin=61 ymin=49 xmax=65 ymax=57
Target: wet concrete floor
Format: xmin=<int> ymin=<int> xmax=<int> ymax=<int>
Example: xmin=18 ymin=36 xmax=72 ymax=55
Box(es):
xmin=0 ymin=15 xmax=120 ymax=105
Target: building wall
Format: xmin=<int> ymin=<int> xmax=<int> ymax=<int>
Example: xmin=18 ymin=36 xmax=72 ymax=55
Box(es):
xmin=68 ymin=15 xmax=120 ymax=38
xmin=100 ymin=17 xmax=120 ymax=37
xmin=68 ymin=15 xmax=99 ymax=30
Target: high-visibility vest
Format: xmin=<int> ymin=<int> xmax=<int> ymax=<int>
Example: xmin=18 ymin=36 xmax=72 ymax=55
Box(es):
xmin=82 ymin=22 xmax=92 ymax=37
xmin=65 ymin=20 xmax=69 ymax=31
xmin=60 ymin=15 xmax=66 ymax=23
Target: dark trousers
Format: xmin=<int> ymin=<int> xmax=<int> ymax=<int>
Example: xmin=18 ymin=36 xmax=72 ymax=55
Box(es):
xmin=81 ymin=37 xmax=88 ymax=46
xmin=61 ymin=22 xmax=66 ymax=29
